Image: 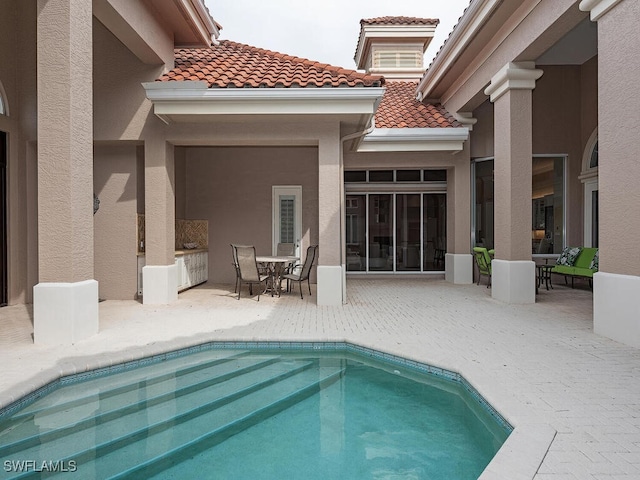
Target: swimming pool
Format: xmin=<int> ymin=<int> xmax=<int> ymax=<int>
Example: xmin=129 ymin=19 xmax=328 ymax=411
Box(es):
xmin=0 ymin=343 xmax=511 ymax=479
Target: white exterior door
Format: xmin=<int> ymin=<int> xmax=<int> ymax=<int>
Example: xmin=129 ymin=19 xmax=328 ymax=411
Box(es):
xmin=272 ymin=186 xmax=302 ymax=258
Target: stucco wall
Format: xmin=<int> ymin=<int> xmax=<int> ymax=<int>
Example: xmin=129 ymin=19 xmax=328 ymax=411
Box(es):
xmin=0 ymin=1 xmax=37 ymax=304
xmin=94 ymin=144 xmax=138 ymax=299
xmin=93 ymin=17 xmax=164 ymax=142
xmin=183 ymin=146 xmax=319 ymax=284
xmin=598 ymin=0 xmax=640 ymax=275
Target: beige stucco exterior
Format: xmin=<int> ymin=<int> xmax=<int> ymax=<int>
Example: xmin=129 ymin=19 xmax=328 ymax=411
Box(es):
xmin=1 ymin=0 xmax=639 ymax=346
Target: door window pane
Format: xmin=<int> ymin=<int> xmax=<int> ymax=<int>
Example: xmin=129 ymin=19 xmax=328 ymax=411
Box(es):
xmin=368 ymin=194 xmax=393 ymax=271
xmin=279 ymin=196 xmax=294 ymax=243
xmin=346 ymin=195 xmax=366 ymax=271
xmin=396 ymin=194 xmax=421 ymax=271
xmin=474 ymin=160 xmax=494 ymax=249
xmin=424 ymin=194 xmax=446 ymax=271
xmin=531 ymin=157 xmax=564 ymax=254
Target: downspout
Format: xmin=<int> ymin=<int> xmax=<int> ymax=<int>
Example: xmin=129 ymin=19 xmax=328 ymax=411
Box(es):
xmin=339 ymin=117 xmax=376 ymax=304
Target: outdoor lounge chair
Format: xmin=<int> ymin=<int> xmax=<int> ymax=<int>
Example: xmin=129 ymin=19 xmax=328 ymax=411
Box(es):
xmin=472 ymin=246 xmax=493 ymax=288
xmin=235 ymin=245 xmax=269 ymax=300
xmin=283 ymin=245 xmax=317 ymax=299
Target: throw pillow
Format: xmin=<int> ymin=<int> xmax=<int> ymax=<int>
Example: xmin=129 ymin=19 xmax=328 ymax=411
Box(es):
xmin=589 ymin=249 xmax=599 ymax=271
xmin=556 ymin=246 xmax=582 ymax=266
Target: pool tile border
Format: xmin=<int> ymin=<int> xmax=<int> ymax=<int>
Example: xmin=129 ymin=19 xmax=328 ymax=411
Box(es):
xmin=0 ymin=340 xmax=512 ymax=435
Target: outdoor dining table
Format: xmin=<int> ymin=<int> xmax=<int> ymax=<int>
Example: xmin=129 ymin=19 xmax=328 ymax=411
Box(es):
xmin=255 ymin=255 xmax=298 ymax=296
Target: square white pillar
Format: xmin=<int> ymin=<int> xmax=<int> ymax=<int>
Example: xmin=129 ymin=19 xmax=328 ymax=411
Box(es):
xmin=317 ymin=265 xmax=342 ymax=306
xmin=445 ymin=253 xmax=473 ymax=284
xmin=142 ymin=264 xmax=178 ymax=305
xmin=34 ymin=280 xmax=98 ymax=345
xmin=594 ymin=272 xmax=640 ymax=348
xmin=491 ymin=259 xmax=535 ymax=304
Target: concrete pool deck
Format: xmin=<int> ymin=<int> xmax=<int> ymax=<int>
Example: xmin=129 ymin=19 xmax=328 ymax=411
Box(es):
xmin=1 ymin=278 xmax=639 ymax=479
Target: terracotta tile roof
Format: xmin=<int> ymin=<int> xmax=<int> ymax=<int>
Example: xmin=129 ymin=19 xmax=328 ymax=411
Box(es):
xmin=159 ymin=40 xmax=384 ymax=88
xmin=375 ymin=81 xmax=461 ymax=128
xmin=360 ymin=17 xmax=440 ymax=26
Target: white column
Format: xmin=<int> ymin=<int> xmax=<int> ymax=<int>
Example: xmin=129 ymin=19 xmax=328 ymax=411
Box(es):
xmin=484 ymin=62 xmax=542 ymax=304
xmin=317 ymin=124 xmax=343 ymax=306
xmin=142 ymin=135 xmax=177 ymax=304
xmin=34 ymin=0 xmax=98 ymax=344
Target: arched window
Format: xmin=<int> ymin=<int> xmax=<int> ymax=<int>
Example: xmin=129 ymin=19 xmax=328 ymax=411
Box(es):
xmin=589 ymin=140 xmax=598 ymax=169
xmin=0 ymin=80 xmax=7 ymax=116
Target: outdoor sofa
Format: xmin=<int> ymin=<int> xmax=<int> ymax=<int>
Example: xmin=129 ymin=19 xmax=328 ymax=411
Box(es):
xmin=551 ymin=246 xmax=598 ymax=288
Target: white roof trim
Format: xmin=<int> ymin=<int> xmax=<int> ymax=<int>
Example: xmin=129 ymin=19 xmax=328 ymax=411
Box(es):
xmin=143 ymin=81 xmax=385 ymax=118
xmin=358 ymin=127 xmax=468 ymax=152
xmin=416 ymin=0 xmax=502 ymax=101
xmin=579 ymin=0 xmax=623 ymax=21
xmin=179 ymin=0 xmax=220 ymax=45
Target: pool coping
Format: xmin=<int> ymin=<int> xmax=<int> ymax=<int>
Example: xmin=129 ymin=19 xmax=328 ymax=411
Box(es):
xmin=0 ymin=337 xmax=555 ymax=479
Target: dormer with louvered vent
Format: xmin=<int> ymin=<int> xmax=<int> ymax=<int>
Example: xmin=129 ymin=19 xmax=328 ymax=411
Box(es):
xmin=354 ymin=17 xmax=439 ymax=81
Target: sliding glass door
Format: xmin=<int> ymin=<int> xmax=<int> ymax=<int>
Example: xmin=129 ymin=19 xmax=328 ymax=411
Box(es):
xmin=346 ymin=192 xmax=446 ymax=273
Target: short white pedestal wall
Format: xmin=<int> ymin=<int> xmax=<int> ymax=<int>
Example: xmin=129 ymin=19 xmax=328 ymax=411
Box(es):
xmin=594 ymin=272 xmax=640 ymax=348
xmin=34 ymin=279 xmax=99 ymax=345
xmin=317 ymin=265 xmax=342 ymax=306
xmin=445 ymin=253 xmax=473 ymax=284
xmin=143 ymin=264 xmax=178 ymax=305
xmin=491 ymin=259 xmax=536 ymax=304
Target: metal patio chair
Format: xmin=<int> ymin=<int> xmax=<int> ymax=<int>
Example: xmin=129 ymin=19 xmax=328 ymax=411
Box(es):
xmin=235 ymin=245 xmax=269 ymax=300
xmin=283 ymin=245 xmax=318 ymax=299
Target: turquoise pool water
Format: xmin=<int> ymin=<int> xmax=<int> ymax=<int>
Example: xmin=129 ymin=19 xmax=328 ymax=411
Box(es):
xmin=0 ymin=344 xmax=510 ymax=479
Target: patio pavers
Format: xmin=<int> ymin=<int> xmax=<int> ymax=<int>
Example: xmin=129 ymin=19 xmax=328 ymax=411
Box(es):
xmin=1 ymin=278 xmax=639 ymax=479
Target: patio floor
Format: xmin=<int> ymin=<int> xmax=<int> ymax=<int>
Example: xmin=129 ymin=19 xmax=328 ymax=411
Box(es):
xmin=1 ymin=277 xmax=640 ymax=479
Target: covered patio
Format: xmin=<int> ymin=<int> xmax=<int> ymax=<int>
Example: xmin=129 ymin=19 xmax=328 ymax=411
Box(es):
xmin=2 ymin=278 xmax=639 ymax=479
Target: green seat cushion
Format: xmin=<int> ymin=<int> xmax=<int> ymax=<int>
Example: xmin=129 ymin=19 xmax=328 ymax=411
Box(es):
xmin=552 ymin=265 xmax=574 ymax=275
xmin=573 ymin=268 xmax=594 ymax=278
xmin=574 ymin=248 xmax=598 ymax=269
xmin=472 ymin=247 xmax=492 ymax=274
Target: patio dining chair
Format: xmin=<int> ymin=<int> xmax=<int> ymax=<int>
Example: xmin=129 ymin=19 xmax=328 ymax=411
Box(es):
xmin=283 ymin=245 xmax=318 ymax=299
xmin=277 ymin=243 xmax=295 ymax=256
xmin=472 ymin=246 xmax=493 ymax=288
xmin=235 ymin=245 xmax=269 ymax=300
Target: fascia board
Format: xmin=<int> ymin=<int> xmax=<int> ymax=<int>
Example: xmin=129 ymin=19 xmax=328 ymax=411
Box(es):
xmin=178 ymin=0 xmax=219 ymax=45
xmin=358 ymin=127 xmax=469 ymax=152
xmin=416 ymin=0 xmax=501 ymax=100
xmin=143 ymin=82 xmax=385 ymax=116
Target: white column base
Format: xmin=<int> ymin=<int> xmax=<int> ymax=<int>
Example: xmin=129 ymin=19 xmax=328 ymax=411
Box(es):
xmin=317 ymin=265 xmax=342 ymax=306
xmin=142 ymin=264 xmax=178 ymax=305
xmin=34 ymin=279 xmax=99 ymax=345
xmin=445 ymin=253 xmax=473 ymax=284
xmin=491 ymin=259 xmax=536 ymax=304
xmin=594 ymin=272 xmax=640 ymax=348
